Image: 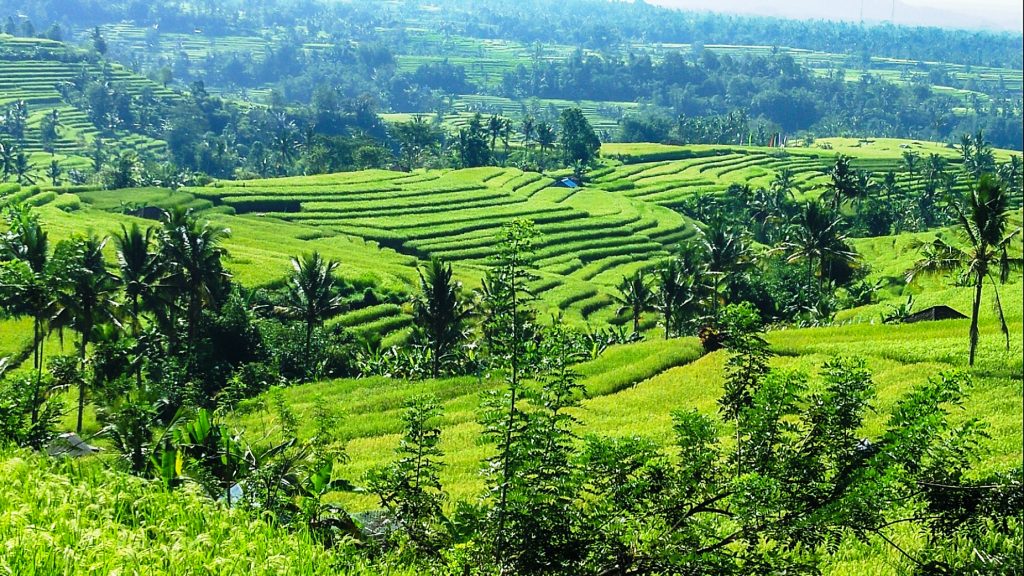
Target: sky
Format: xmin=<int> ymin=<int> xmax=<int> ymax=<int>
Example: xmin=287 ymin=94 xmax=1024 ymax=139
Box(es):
xmin=644 ymin=0 xmax=1024 ymax=31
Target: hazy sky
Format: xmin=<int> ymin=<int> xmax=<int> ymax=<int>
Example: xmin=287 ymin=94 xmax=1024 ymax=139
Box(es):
xmin=645 ymin=0 xmax=1024 ymax=31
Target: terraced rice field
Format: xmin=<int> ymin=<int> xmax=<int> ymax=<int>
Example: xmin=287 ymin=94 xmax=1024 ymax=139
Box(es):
xmin=0 ymin=34 xmax=174 ymax=167
xmin=181 ymin=166 xmax=695 ymax=328
xmin=594 ymin=138 xmax=1016 ymax=208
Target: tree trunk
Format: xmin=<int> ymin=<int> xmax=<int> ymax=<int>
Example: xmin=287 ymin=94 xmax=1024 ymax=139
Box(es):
xmin=76 ymin=329 xmax=89 ymax=434
xmin=969 ymin=273 xmax=983 ymax=366
xmin=305 ymin=320 xmax=314 ymax=382
xmin=31 ymin=317 xmax=41 ymax=425
xmin=133 ymin=296 xmax=143 ymax=388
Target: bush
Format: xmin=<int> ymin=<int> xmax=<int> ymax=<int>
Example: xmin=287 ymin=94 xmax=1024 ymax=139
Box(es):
xmin=262 ymin=322 xmax=360 ymax=381
xmin=0 ymin=373 xmax=63 ymax=450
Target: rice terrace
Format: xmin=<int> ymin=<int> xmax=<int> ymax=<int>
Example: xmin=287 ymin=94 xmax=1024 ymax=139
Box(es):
xmin=0 ymin=1 xmax=1022 ymax=574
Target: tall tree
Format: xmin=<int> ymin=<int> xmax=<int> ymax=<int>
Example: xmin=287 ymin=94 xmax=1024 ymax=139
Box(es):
xmin=51 ymin=235 xmax=122 ymax=433
xmin=654 ymin=259 xmax=693 ymax=340
xmin=521 ymin=116 xmax=535 ymax=159
xmin=115 ymin=223 xmax=164 ymax=387
xmin=614 ymin=270 xmax=654 ymax=335
xmin=701 ymin=221 xmax=750 ymax=323
xmin=412 ymin=257 xmax=470 ymax=378
xmin=0 ymin=138 xmax=14 ymax=181
xmin=907 ymin=176 xmax=1022 ymax=365
xmin=0 ymin=206 xmax=54 ymax=402
xmin=783 ymin=199 xmax=858 ymax=296
xmin=479 ymin=219 xmax=538 ymax=568
xmin=158 ymin=208 xmax=231 ymax=368
xmin=558 ymin=108 xmax=601 ymax=178
xmin=366 ymin=398 xmax=449 ymax=553
xmin=901 ymin=150 xmax=920 ymax=185
xmin=535 ymin=122 xmax=555 ymax=170
xmin=827 ymin=154 xmax=859 ymax=210
xmin=280 ymin=251 xmax=344 ymax=380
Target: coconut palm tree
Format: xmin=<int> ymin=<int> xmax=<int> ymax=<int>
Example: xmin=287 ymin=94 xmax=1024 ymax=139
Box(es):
xmin=13 ymin=151 xmax=34 ymax=185
xmin=280 ymin=251 xmax=344 ymax=379
xmin=998 ymin=155 xmax=1022 ymax=201
xmin=51 ymin=234 xmax=122 ymax=433
xmin=901 ymin=150 xmax=920 ymax=185
xmin=907 ymin=176 xmax=1022 ymax=366
xmin=412 ymin=257 xmax=470 ymax=378
xmin=115 ymin=223 xmax=164 ymax=386
xmin=701 ymin=221 xmax=750 ymax=323
xmin=535 ymin=122 xmax=555 ymax=170
xmin=521 ymin=116 xmax=535 ymax=159
xmin=115 ymin=223 xmax=163 ymax=337
xmin=0 ymin=138 xmax=15 ymax=181
xmin=961 ymin=131 xmax=995 ymax=181
xmin=925 ymin=153 xmax=947 ymax=187
xmin=158 ymin=208 xmax=231 ymax=363
xmin=500 ymin=117 xmax=514 ymax=157
xmin=0 ymin=206 xmax=54 ymax=393
xmin=487 ymin=115 xmax=504 ymax=155
xmin=654 ymin=260 xmax=693 ymax=340
xmin=827 ymin=154 xmax=859 ymax=210
xmin=614 ymin=270 xmax=654 ymax=335
xmin=783 ymin=199 xmax=858 ymax=296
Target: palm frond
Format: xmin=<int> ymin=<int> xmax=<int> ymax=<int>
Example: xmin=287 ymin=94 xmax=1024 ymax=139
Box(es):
xmin=905 ymin=238 xmax=968 ymax=284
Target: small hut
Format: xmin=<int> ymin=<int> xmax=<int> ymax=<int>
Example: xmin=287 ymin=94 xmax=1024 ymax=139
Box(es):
xmin=549 ymin=176 xmax=581 ymax=189
xmin=47 ymin=433 xmax=101 ymax=457
xmin=903 ymin=305 xmax=968 ymax=324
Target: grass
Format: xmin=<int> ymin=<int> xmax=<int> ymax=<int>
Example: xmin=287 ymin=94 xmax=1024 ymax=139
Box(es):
xmin=0 ymin=448 xmax=347 ymax=575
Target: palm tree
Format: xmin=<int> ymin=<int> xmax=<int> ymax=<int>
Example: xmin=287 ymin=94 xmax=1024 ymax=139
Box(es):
xmin=907 ymin=176 xmax=1022 ymax=366
xmin=654 ymin=260 xmax=692 ymax=340
xmin=783 ymin=200 xmax=858 ymax=296
xmin=958 ymin=133 xmax=974 ymax=170
xmin=0 ymin=138 xmax=15 ymax=181
xmin=280 ymin=251 xmax=344 ymax=379
xmin=614 ymin=270 xmax=654 ymax=335
xmin=46 ymin=158 xmax=63 ymax=187
xmin=51 ymin=235 xmax=122 ymax=433
xmin=13 ymin=151 xmax=34 ymax=185
xmin=272 ymin=123 xmax=299 ymax=174
xmin=115 ymin=224 xmax=163 ymax=337
xmin=827 ymin=154 xmax=859 ymax=210
xmin=901 ymin=150 xmax=920 ymax=185
xmin=115 ymin=223 xmax=164 ymax=386
xmin=925 ymin=153 xmax=947 ymax=187
xmin=852 ymin=170 xmax=877 ymax=206
xmin=500 ymin=117 xmax=514 ymax=158
xmin=412 ymin=257 xmax=470 ymax=378
xmin=961 ymin=131 xmax=995 ymax=181
xmin=521 ymin=116 xmax=536 ymax=159
xmin=0 ymin=206 xmax=53 ymax=398
xmin=158 ymin=208 xmax=231 ymax=364
xmin=487 ymin=115 xmax=504 ymax=155
xmin=998 ymin=155 xmax=1021 ymax=196
xmin=535 ymin=122 xmax=555 ymax=170
xmin=701 ymin=221 xmax=750 ymax=323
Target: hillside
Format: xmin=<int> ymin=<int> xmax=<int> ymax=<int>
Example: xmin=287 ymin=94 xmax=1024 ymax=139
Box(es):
xmin=0 ymin=34 xmax=175 ymax=178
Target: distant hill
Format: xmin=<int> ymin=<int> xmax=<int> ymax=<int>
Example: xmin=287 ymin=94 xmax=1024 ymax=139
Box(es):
xmin=645 ymin=0 xmax=1024 ymax=32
